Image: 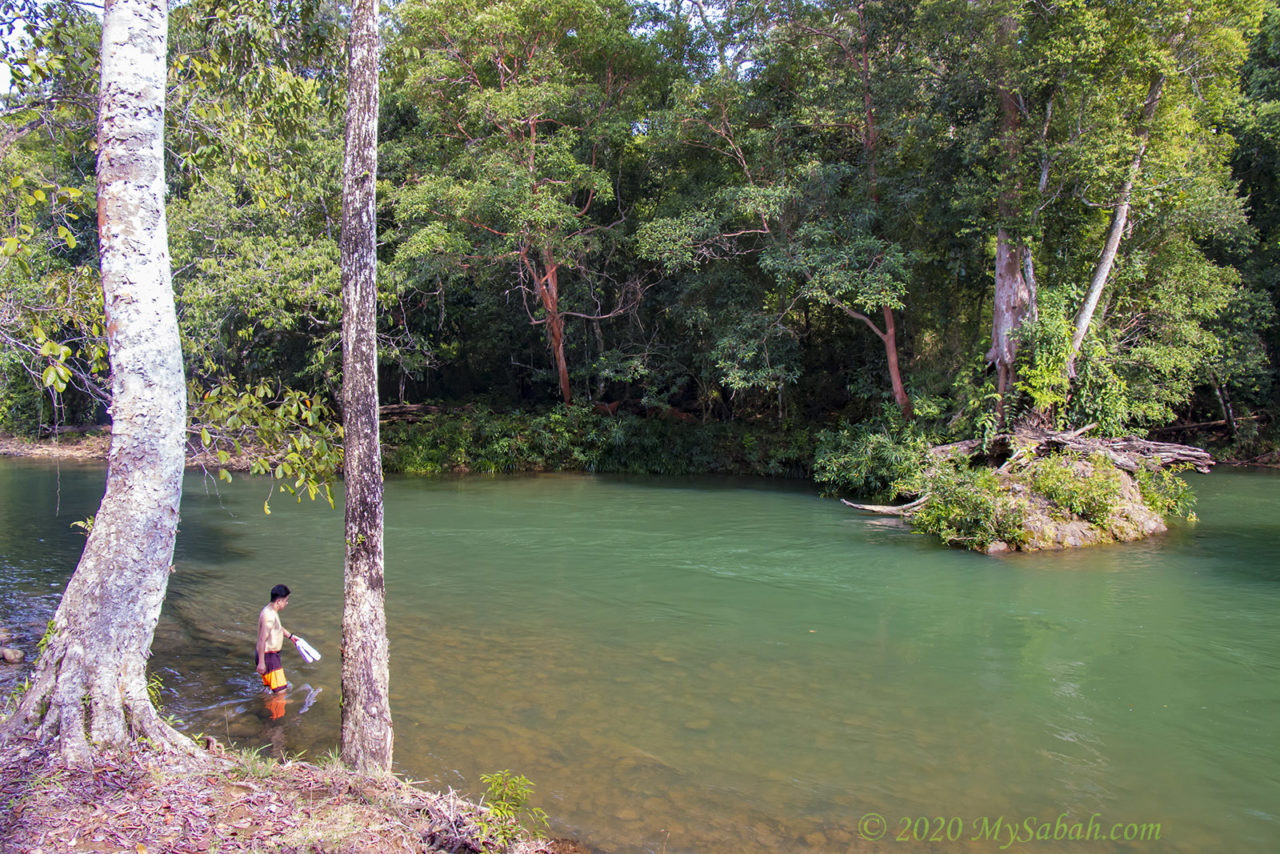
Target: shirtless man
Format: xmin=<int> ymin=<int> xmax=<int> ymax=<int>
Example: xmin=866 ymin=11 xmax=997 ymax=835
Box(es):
xmin=256 ymin=584 xmax=294 ymax=695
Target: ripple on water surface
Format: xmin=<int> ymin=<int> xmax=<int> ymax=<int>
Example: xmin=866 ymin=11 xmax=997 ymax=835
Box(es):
xmin=2 ymin=463 xmax=1279 ymax=853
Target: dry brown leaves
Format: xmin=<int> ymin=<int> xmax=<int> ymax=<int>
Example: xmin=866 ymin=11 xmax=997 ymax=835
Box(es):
xmin=0 ymin=743 xmax=583 ymax=854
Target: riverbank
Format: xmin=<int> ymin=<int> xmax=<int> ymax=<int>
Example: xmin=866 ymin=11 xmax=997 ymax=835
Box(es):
xmin=0 ymin=431 xmax=261 ymax=473
xmin=0 ymin=737 xmax=582 ymax=853
xmin=0 ymin=433 xmax=112 ymax=465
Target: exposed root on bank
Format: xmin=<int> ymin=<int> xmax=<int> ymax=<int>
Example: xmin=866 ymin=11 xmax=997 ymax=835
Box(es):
xmin=1 ymin=637 xmax=201 ymax=770
xmin=839 ymin=495 xmax=928 ymax=516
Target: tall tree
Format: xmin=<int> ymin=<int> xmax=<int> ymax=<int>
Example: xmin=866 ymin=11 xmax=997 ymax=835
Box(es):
xmin=0 ymin=0 xmax=193 ymax=764
xmin=986 ymin=2 xmax=1037 ymax=407
xmin=789 ymin=0 xmax=917 ymax=419
xmin=339 ymin=0 xmax=393 ymax=773
xmin=1062 ymin=0 xmax=1264 ymax=363
xmin=392 ymin=0 xmax=647 ymax=405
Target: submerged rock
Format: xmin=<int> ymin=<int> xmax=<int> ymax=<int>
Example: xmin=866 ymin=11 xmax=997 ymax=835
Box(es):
xmin=1 ymin=648 xmax=24 ymax=664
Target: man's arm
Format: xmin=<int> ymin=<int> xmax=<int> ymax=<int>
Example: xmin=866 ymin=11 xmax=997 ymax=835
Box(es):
xmin=256 ymin=609 xmax=270 ymax=674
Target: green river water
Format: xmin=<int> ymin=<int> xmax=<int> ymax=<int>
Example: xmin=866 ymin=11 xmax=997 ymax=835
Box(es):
xmin=1 ymin=458 xmax=1277 ymax=853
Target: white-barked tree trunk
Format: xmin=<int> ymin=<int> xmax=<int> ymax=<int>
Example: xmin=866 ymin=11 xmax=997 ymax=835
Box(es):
xmin=0 ymin=0 xmax=192 ymax=765
xmin=339 ymin=0 xmax=394 ymax=774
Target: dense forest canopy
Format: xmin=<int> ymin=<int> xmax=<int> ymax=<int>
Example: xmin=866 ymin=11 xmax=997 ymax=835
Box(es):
xmin=3 ymin=0 xmax=1279 ymax=457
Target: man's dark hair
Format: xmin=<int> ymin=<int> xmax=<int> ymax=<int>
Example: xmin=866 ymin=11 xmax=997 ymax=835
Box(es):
xmin=270 ymin=584 xmax=291 ymax=602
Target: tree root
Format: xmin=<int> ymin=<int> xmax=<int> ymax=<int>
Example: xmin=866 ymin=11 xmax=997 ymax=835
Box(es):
xmin=840 ymin=495 xmax=928 ymax=517
xmin=1 ymin=635 xmax=202 ymax=770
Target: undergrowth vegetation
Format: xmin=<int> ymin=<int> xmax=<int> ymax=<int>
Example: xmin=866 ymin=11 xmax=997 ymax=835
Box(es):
xmin=1134 ymin=461 xmax=1198 ymax=518
xmin=908 ymin=458 xmax=1030 ymax=551
xmin=903 ymin=451 xmax=1197 ymax=551
xmin=812 ymin=405 xmax=934 ymax=501
xmin=381 ymin=405 xmax=815 ymax=478
xmin=1026 ymin=452 xmax=1124 ymax=525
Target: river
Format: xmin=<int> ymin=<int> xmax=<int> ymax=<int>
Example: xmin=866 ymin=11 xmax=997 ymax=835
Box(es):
xmin=1 ymin=458 xmax=1277 ymax=853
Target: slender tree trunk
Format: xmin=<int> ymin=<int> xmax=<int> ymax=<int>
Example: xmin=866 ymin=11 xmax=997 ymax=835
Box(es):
xmin=1210 ymin=370 xmax=1237 ymax=437
xmin=881 ymin=305 xmax=913 ymax=419
xmin=853 ymin=2 xmax=911 ymax=420
xmin=0 ymin=0 xmax=193 ymax=766
xmin=835 ymin=301 xmax=912 ymax=419
xmin=339 ymin=0 xmax=393 ymax=775
xmin=1070 ymin=74 xmax=1165 ymax=363
xmin=536 ymin=249 xmax=572 ymax=405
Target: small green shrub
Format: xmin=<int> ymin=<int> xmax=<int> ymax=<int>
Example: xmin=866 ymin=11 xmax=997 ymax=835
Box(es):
xmin=476 ymin=770 xmax=548 ymax=848
xmin=1134 ymin=461 xmax=1196 ymax=518
xmin=1027 ymin=452 xmax=1124 ymax=525
xmin=1012 ymin=313 xmax=1073 ymax=422
xmin=1066 ymin=341 xmax=1131 ymax=437
xmin=813 ymin=407 xmax=932 ymax=501
xmin=910 ymin=458 xmax=1028 ymax=550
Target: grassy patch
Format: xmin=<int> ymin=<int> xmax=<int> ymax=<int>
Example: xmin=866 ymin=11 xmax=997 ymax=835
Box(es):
xmin=1027 ymin=452 xmax=1124 ymax=525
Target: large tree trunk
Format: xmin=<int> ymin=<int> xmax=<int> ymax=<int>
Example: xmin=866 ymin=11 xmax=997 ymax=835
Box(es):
xmin=0 ymin=0 xmax=193 ymax=766
xmin=987 ymin=228 xmax=1036 ymax=395
xmin=339 ymin=0 xmax=393 ymax=774
xmin=986 ymin=13 xmax=1037 ymax=408
xmin=1069 ymin=74 xmax=1165 ymax=364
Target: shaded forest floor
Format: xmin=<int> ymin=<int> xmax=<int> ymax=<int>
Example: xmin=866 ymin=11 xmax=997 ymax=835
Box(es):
xmin=0 ymin=738 xmax=588 ymax=854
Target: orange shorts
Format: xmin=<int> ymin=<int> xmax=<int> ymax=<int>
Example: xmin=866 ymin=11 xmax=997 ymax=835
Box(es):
xmin=261 ymin=650 xmax=286 ymax=692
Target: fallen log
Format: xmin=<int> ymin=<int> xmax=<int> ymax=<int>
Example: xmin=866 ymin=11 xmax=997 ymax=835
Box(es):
xmin=928 ymin=425 xmax=1212 ymax=473
xmin=1040 ymin=433 xmax=1213 ymax=473
xmin=378 ymin=403 xmax=446 ymax=423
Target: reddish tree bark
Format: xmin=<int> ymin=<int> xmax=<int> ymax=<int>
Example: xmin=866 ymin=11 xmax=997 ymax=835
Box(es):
xmin=522 ymin=247 xmax=574 ymax=404
xmin=854 ymin=2 xmax=912 ymax=419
